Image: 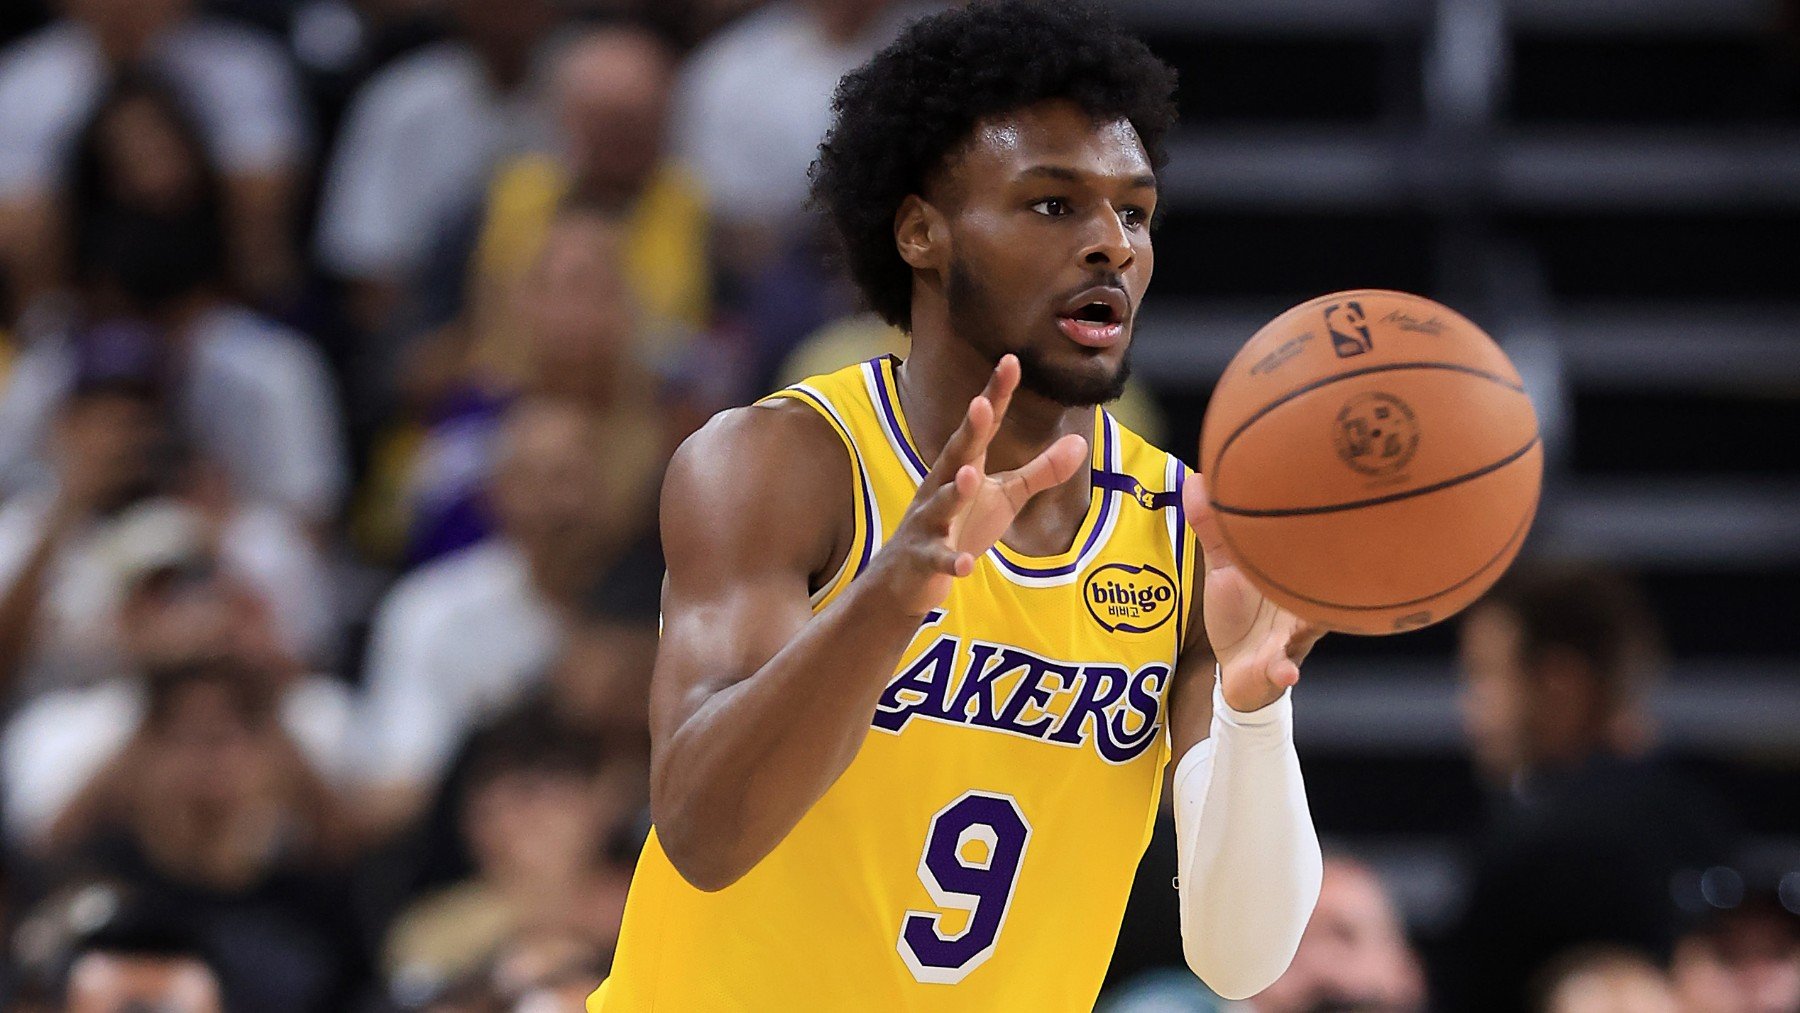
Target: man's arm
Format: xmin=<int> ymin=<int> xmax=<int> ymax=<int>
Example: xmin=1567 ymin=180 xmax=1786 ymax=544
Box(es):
xmin=650 ymin=355 xmax=1086 ymax=891
xmin=1165 ymin=473 xmax=1325 ymax=1000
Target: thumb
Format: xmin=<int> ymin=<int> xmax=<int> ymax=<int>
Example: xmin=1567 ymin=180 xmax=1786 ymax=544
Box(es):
xmin=1185 ymin=472 xmax=1234 ymax=571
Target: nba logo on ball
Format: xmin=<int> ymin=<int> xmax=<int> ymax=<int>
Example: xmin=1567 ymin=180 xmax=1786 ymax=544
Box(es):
xmin=1084 ymin=563 xmax=1177 ymax=634
xmin=1324 ymin=301 xmax=1373 ymax=357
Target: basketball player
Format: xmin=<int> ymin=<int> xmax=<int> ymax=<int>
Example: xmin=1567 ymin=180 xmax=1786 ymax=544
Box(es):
xmin=592 ymin=3 xmax=1324 ymax=1008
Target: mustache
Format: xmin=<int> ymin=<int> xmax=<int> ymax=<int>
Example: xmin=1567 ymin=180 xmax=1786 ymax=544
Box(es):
xmin=1055 ymin=272 xmax=1135 ymax=319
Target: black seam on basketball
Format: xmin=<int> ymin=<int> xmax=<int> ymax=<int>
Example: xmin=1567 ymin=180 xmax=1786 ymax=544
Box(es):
xmin=1212 ymin=435 xmax=1540 ymax=518
xmin=1206 ymin=361 xmax=1527 ymax=476
xmin=1215 ymin=466 xmax=1540 ymax=615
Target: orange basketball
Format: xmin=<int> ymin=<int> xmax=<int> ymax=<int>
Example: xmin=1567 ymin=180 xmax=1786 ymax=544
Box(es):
xmin=1198 ymin=290 xmax=1543 ymax=636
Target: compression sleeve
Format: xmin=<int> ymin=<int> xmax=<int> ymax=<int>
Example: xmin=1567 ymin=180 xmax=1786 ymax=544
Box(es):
xmin=1173 ymin=679 xmax=1323 ymax=1000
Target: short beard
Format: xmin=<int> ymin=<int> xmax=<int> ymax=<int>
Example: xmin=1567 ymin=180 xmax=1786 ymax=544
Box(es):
xmin=1016 ymin=344 xmax=1131 ymax=407
xmin=946 ymin=258 xmax=1131 ymax=408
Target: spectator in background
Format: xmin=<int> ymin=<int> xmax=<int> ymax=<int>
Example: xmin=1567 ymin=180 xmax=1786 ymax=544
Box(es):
xmin=18 ymin=660 xmax=362 ymax=1012
xmin=356 ymin=558 xmax=659 ymax=970
xmin=1100 ymin=851 xmax=1425 ymax=1013
xmin=1441 ymin=562 xmax=1737 ymax=1011
xmin=313 ymin=0 xmax=558 ymax=338
xmin=382 ymin=710 xmax=636 ymax=1004
xmin=52 ymin=904 xmax=225 ymax=1013
xmin=455 ymin=23 xmax=709 ymax=377
xmin=1 ymin=494 xmax=353 ymax=848
xmin=1536 ymin=948 xmax=1681 ymax=1013
xmin=0 ymin=320 xmax=332 ymax=701
xmin=1253 ymin=853 xmax=1427 ymax=1013
xmin=387 ymin=927 xmax=609 ymax=1013
xmin=673 ymin=0 xmax=943 ymax=389
xmin=673 ymin=0 xmax=927 ymax=279
xmin=486 ymin=927 xmax=612 ymax=1013
xmin=356 ymin=396 xmax=622 ymax=838
xmin=0 ymin=0 xmax=307 ymax=306
xmin=366 ymin=206 xmax=673 ymax=568
xmin=0 ymin=76 xmax=347 ymax=525
xmin=1671 ymin=877 xmax=1800 ymax=1013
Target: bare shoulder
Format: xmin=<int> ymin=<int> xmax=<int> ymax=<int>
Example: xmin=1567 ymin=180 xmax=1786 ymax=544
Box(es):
xmin=660 ymin=400 xmax=855 ymax=587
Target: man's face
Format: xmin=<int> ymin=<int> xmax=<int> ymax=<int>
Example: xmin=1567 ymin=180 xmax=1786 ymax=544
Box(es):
xmin=1257 ymin=859 xmax=1425 ymax=1012
xmin=927 ymin=100 xmax=1156 ymax=406
xmin=144 ymin=678 xmax=276 ymax=813
xmin=490 ymin=401 xmax=604 ymax=553
xmin=1457 ymin=605 xmax=1532 ymax=786
xmin=464 ymin=768 xmax=606 ymax=884
xmin=98 ymin=95 xmax=204 ymax=215
xmin=1674 ymin=910 xmax=1800 ymax=1013
xmin=555 ymin=33 xmax=673 ymax=195
xmin=521 ymin=214 xmax=635 ymax=396
xmin=65 ymin=952 xmax=222 ymax=1013
xmin=119 ymin=564 xmax=236 ymax=669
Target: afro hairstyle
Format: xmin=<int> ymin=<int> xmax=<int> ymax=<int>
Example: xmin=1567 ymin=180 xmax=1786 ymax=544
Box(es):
xmin=810 ymin=0 xmax=1179 ymax=333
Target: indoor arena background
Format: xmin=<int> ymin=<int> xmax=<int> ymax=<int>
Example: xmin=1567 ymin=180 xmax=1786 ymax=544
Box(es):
xmin=0 ymin=0 xmax=1794 ymax=1010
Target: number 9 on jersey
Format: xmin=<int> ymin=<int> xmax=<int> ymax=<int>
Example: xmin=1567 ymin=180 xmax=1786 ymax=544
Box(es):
xmin=897 ymin=790 xmax=1033 ymax=984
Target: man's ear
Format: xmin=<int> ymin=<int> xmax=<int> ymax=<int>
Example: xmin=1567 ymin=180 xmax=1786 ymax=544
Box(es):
xmin=894 ymin=194 xmax=946 ymax=272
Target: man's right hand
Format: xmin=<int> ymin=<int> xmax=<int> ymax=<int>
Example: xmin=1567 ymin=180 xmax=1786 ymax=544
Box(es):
xmin=870 ymin=354 xmax=1089 ymax=618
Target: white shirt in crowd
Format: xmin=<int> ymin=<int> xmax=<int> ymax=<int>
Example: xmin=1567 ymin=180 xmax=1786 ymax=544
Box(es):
xmin=673 ymin=2 xmax=935 ymax=228
xmin=313 ymin=41 xmax=551 ymax=281
xmin=0 ymin=489 xmax=335 ymax=695
xmin=0 ymin=673 xmax=355 ymax=845
xmin=0 ymin=303 xmax=349 ymax=523
xmin=0 ymin=18 xmax=308 ymax=200
xmin=356 ymin=539 xmax=562 ymax=791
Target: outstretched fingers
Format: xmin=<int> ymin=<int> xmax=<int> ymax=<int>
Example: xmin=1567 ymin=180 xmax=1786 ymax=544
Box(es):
xmin=982 ymin=353 xmax=1022 ymax=428
xmin=998 ymin=433 xmax=1089 ymax=511
xmin=922 ymin=356 xmax=1021 ymax=491
xmin=923 ymin=394 xmax=995 ymax=492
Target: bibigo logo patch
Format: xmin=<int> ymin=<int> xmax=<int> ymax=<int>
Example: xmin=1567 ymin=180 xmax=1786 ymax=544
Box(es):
xmin=1083 ymin=562 xmax=1177 ymax=634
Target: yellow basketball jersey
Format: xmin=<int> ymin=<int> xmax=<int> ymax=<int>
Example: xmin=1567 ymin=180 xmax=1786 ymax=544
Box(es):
xmin=592 ymin=356 xmax=1198 ymax=1011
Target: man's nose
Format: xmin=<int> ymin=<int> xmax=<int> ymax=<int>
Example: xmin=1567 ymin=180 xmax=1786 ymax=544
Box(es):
xmin=1080 ymin=208 xmax=1134 ymax=271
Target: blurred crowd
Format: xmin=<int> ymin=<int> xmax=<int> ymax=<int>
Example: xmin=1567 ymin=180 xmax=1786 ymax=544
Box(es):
xmin=0 ymin=1 xmax=1793 ymax=1011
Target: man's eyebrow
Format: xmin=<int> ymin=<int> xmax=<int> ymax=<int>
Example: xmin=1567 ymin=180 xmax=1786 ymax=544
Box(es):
xmin=1016 ymin=165 xmax=1159 ymax=190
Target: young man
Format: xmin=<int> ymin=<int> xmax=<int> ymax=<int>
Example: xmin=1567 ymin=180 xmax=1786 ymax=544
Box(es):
xmin=593 ymin=3 xmax=1324 ymax=1008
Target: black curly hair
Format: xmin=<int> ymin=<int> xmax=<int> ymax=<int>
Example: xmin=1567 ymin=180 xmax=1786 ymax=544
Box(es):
xmin=810 ymin=0 xmax=1178 ymax=333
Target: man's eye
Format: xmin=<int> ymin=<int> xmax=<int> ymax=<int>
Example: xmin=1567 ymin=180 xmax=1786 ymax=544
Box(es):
xmin=1030 ymin=198 xmax=1070 ymax=216
xmin=1121 ymin=206 xmax=1149 ymax=229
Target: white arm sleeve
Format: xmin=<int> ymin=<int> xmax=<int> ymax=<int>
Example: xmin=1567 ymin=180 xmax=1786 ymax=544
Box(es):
xmin=1173 ymin=679 xmax=1323 ymax=1000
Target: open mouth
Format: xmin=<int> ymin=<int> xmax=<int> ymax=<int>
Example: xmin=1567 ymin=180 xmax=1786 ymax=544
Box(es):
xmin=1069 ymin=301 xmax=1120 ymax=324
xmin=1056 ymin=287 xmax=1130 ymax=348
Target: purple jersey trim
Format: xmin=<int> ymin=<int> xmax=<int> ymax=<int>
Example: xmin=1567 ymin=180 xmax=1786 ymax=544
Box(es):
xmin=870 ymin=356 xmax=1122 ymax=579
xmin=871 ymin=356 xmax=930 ymax=478
xmin=785 ymin=386 xmax=878 ymax=580
xmin=1173 ymin=462 xmax=1188 ymax=647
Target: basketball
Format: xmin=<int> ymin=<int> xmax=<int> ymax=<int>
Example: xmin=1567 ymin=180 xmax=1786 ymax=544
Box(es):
xmin=1198 ymin=290 xmax=1543 ymax=636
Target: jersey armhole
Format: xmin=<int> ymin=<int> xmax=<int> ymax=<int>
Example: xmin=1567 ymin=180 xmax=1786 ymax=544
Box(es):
xmin=1167 ymin=456 xmax=1198 ymax=656
xmin=757 ymin=386 xmax=877 ymax=609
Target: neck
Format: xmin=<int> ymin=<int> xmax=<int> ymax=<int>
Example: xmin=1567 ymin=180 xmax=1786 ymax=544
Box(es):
xmin=895 ymin=310 xmax=1097 ymax=558
xmin=572 ymin=172 xmax=650 ymax=212
xmin=896 ymin=315 xmax=1094 ymax=477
